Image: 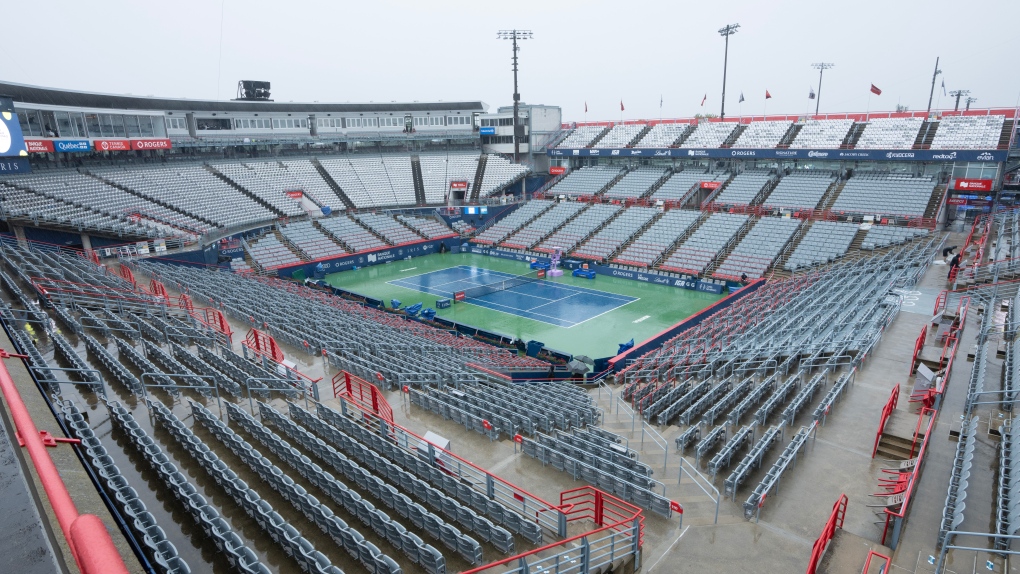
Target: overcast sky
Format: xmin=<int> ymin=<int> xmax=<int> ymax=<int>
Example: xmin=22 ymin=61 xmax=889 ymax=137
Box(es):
xmin=4 ymin=0 xmax=1018 ymax=121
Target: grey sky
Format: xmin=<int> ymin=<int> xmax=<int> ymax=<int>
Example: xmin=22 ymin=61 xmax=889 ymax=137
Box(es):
xmin=4 ymin=0 xmax=1018 ymax=121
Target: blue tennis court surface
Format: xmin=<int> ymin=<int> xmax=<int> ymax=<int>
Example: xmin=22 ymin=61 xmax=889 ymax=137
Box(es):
xmin=387 ymin=265 xmax=638 ymax=328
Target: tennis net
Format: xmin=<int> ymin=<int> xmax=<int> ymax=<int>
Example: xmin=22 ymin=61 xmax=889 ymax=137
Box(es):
xmin=453 ymin=270 xmax=545 ymax=302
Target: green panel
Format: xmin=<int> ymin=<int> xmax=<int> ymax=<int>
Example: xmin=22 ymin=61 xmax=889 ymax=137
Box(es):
xmin=324 ymin=252 xmax=723 ymax=358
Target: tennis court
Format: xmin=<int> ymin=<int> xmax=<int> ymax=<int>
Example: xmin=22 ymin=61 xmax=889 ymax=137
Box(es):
xmin=387 ymin=266 xmax=637 ymax=328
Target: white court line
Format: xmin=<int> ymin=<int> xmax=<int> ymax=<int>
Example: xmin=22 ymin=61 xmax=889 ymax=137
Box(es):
xmin=633 ymin=315 xmax=651 ymax=323
xmin=399 ymin=267 xmax=417 ymax=272
xmin=460 ymin=297 xmax=580 ymax=327
xmin=527 ymin=292 xmax=581 ymax=312
xmin=566 ymin=297 xmax=642 ymax=329
xmin=465 ymin=265 xmax=637 ymax=302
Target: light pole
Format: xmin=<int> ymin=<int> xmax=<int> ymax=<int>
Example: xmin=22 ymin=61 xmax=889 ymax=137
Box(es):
xmin=949 ymin=90 xmax=970 ymax=112
xmin=811 ymin=63 xmax=834 ymax=115
xmin=497 ymin=29 xmax=532 ymax=163
xmin=718 ymin=23 xmax=740 ymax=120
xmin=965 ymin=96 xmax=977 ymax=111
xmin=926 ymin=57 xmax=941 ymax=116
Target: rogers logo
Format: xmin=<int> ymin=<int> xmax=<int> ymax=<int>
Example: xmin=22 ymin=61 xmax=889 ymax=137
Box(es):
xmin=132 ymin=139 xmax=172 ymax=150
xmin=730 ymin=150 xmax=755 ymax=157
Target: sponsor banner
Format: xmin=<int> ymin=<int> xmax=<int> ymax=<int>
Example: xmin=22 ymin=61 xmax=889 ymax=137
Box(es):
xmin=450 ymin=181 xmax=468 ymax=190
xmin=946 ymin=197 xmax=967 ymax=205
xmin=131 ymin=138 xmax=172 ymax=150
xmin=0 ymin=158 xmax=31 ymax=174
xmin=547 ymin=147 xmax=1008 ymax=162
xmin=25 ymin=139 xmax=54 ymax=153
xmin=549 ymin=166 xmax=566 ymax=175
xmin=0 ymin=97 xmax=29 ymax=157
xmin=53 ymin=139 xmax=91 ymax=153
xmin=275 ymin=240 xmax=445 ymax=278
xmin=479 ymin=127 xmax=496 ymax=135
xmin=700 ymin=181 xmax=721 ymax=190
xmin=952 ymin=178 xmax=993 ymax=192
xmin=285 ymin=190 xmax=303 ymax=199
xmin=94 ymin=139 xmax=131 ymax=152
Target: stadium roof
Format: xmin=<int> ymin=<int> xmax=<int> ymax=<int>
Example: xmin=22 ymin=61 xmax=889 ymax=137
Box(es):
xmin=0 ymin=81 xmax=485 ymax=114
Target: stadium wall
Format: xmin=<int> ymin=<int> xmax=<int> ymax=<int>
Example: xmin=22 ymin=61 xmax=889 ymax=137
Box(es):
xmin=274 ymin=238 xmax=456 ymax=279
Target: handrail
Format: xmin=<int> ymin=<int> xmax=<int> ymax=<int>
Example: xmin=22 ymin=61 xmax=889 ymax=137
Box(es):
xmin=872 ymin=384 xmax=900 ymax=458
xmin=806 ymin=493 xmax=848 ymax=574
xmin=861 ymin=550 xmax=891 ymax=574
xmin=0 ymin=349 xmax=130 ymax=574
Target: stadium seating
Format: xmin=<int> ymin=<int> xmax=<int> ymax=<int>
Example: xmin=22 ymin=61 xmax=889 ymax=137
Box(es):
xmin=395 ymin=215 xmax=456 ymax=239
xmin=212 ymin=162 xmax=316 ymax=216
xmin=860 ymin=225 xmax=929 ymax=250
xmin=556 ymin=126 xmax=605 ymax=148
xmin=680 ymin=122 xmax=738 ymax=148
xmin=573 ymin=206 xmax=658 ymax=261
xmin=352 ymin=213 xmax=421 ymax=245
xmin=450 ymin=220 xmax=475 ymax=235
xmin=854 ymin=117 xmax=923 ymax=149
xmin=830 ymin=173 xmax=937 ymax=217
xmin=535 ymin=203 xmax=621 ymax=253
xmin=713 ymin=217 xmax=801 ymax=279
xmin=318 ymin=215 xmax=389 ymax=252
xmin=478 ymin=155 xmax=529 ymax=197
xmin=281 ymin=160 xmax=349 ymax=208
xmin=317 ymin=157 xmax=400 ymax=207
xmin=783 ymin=221 xmax=859 ymax=270
xmin=473 ymin=201 xmax=552 ymax=244
xmin=593 ymin=124 xmax=645 ymax=148
xmin=659 ymin=213 xmax=749 ymax=274
xmin=613 ymin=210 xmax=702 ymax=267
xmin=760 ymin=170 xmax=835 ymax=210
xmin=930 ymin=115 xmax=1006 ymax=149
xmin=633 ymin=123 xmax=691 ymax=148
xmin=649 ymin=171 xmax=723 ymax=202
xmin=732 ymin=121 xmax=791 ymax=148
xmin=711 ymin=170 xmax=773 ymax=206
xmin=546 ymin=166 xmax=623 ymax=197
xmin=789 ymin=119 xmax=854 ymax=149
xmin=246 ymin=234 xmax=303 ymax=269
xmin=501 ymin=202 xmax=587 ymax=249
xmin=279 ymin=221 xmax=347 ymax=260
xmin=419 ymin=153 xmax=479 ymax=204
xmin=603 ymin=168 xmax=669 ymax=199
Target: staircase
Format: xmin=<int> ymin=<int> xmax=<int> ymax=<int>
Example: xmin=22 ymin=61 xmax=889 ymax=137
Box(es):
xmin=652 ymin=211 xmax=711 ymax=268
xmin=349 ymin=214 xmax=394 ymax=246
xmin=924 ymin=184 xmax=949 ymax=220
xmin=469 ymin=154 xmax=488 ymax=202
xmin=703 ymin=217 xmax=755 ymax=277
xmin=395 ymin=216 xmax=429 ymax=240
xmin=672 ymin=124 xmax=697 ymax=146
xmin=274 ymin=228 xmax=312 ymax=262
xmin=842 ymin=122 xmax=867 ymax=149
xmin=312 ymin=220 xmax=355 ymax=253
xmin=605 ymin=211 xmax=665 ymax=262
xmin=309 ymin=159 xmax=357 ymax=210
xmin=750 ymin=176 xmax=780 ymax=206
xmin=773 ymin=220 xmax=813 ymax=275
xmin=913 ymin=121 xmax=938 ymax=149
xmin=594 ymin=169 xmax=630 ymax=197
xmin=586 ymin=126 xmax=614 ymax=148
xmin=204 ymin=165 xmax=286 ymax=218
xmin=874 ymin=410 xmax=925 ymax=460
xmin=640 ymin=169 xmax=675 ymax=199
xmin=627 ymin=125 xmax=653 ymax=147
xmin=720 ymin=124 xmax=747 ymax=148
xmin=999 ymin=119 xmax=1015 ymax=150
xmin=410 ymin=156 xmax=427 ymax=205
xmin=512 ymin=203 xmax=593 ymax=250
xmin=777 ymin=123 xmax=803 ymax=148
xmin=818 ymin=180 xmax=846 ymax=211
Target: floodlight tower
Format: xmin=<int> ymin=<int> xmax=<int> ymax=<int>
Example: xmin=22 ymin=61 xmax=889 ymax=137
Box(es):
xmin=965 ymin=96 xmax=977 ymax=111
xmin=811 ymin=63 xmax=834 ymax=115
xmin=718 ymin=23 xmax=740 ymax=120
xmin=949 ymin=89 xmax=971 ymax=111
xmin=498 ymin=29 xmax=532 ymax=163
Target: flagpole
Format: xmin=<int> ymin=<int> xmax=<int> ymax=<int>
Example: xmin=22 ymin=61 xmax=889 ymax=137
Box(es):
xmin=866 ymin=93 xmax=871 ymax=121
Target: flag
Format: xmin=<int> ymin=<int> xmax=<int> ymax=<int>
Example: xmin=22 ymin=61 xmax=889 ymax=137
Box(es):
xmin=870 ymin=84 xmax=882 ymax=96
xmin=739 ymin=92 xmax=745 ymax=103
xmin=701 ymin=94 xmax=707 ymax=106
xmin=941 ymin=80 xmax=946 ymax=96
xmin=660 ymin=95 xmax=663 ymax=109
xmin=765 ymin=90 xmax=772 ymax=99
xmin=584 ymin=102 xmax=587 ymax=113
xmin=809 ymin=87 xmax=816 ymax=100
xmin=620 ymin=100 xmax=625 ymax=112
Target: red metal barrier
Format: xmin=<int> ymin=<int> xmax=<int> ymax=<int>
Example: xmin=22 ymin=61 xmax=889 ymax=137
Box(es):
xmin=806 ymin=494 xmax=848 ymax=574
xmin=908 ymin=325 xmax=927 ymax=377
xmin=872 ymin=384 xmax=900 ymax=458
xmin=862 ymin=550 xmax=892 ymax=574
xmin=0 ymin=350 xmax=130 ymax=574
xmin=880 ymin=407 xmax=936 ymax=545
xmin=243 ymin=328 xmax=285 ymax=363
xmin=333 ymin=371 xmax=393 ymax=424
xmin=117 ymin=264 xmax=136 ymax=287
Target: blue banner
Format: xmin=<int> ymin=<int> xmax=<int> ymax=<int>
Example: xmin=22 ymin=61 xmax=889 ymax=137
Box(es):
xmin=53 ymin=139 xmax=92 ymax=153
xmin=0 ymin=97 xmax=28 ymax=158
xmin=479 ymin=127 xmax=496 ymax=135
xmin=0 ymin=158 xmax=31 ymax=174
xmin=276 ymin=240 xmax=449 ymax=278
xmin=547 ymin=147 xmax=1007 ymax=163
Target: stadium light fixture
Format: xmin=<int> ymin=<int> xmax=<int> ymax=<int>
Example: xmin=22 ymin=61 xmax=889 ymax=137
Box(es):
xmin=926 ymin=57 xmax=941 ymax=116
xmin=965 ymin=96 xmax=977 ymax=111
xmin=810 ymin=63 xmax=834 ymax=115
xmin=498 ymin=29 xmax=532 ymax=163
xmin=718 ymin=23 xmax=740 ymax=120
xmin=949 ymin=89 xmax=970 ymax=112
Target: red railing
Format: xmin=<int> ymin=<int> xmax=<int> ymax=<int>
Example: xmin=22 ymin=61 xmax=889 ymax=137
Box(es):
xmin=117 ymin=264 xmax=136 ymax=287
xmin=243 ymin=328 xmax=285 ymax=362
xmin=460 ymin=486 xmax=644 ymax=574
xmin=880 ymin=407 xmax=937 ymax=545
xmin=872 ymin=384 xmax=901 ymax=458
xmin=908 ymin=324 xmax=927 ymax=377
xmin=0 ymin=349 xmax=129 ymax=574
xmin=332 ymin=371 xmax=393 ymax=424
xmin=861 ymin=550 xmax=892 ymax=573
xmin=806 ymin=493 xmax=848 ymax=574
